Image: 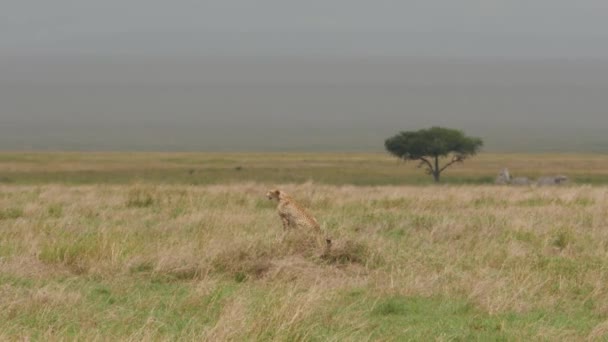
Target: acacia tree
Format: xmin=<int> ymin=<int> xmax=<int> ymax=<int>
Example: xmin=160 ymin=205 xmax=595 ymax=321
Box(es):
xmin=385 ymin=127 xmax=483 ymax=183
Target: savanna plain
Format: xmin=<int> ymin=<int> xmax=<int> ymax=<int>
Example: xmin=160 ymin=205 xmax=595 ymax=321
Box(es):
xmin=2 ymin=152 xmax=608 ymax=341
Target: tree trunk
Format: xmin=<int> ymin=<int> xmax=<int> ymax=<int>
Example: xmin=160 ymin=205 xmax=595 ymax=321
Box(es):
xmin=433 ymin=156 xmax=440 ymax=183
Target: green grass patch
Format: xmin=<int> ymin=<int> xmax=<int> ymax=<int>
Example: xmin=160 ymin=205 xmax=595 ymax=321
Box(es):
xmin=0 ymin=208 xmax=23 ymax=220
xmin=47 ymin=203 xmax=63 ymax=218
xmin=1 ymin=277 xmax=238 ymax=339
xmin=300 ymin=293 xmax=605 ymax=340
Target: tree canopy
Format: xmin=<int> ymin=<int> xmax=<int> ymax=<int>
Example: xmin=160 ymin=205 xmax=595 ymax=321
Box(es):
xmin=385 ymin=127 xmax=483 ymax=182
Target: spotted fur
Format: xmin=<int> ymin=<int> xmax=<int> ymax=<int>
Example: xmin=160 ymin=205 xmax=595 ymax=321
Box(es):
xmin=266 ymin=189 xmax=321 ymax=232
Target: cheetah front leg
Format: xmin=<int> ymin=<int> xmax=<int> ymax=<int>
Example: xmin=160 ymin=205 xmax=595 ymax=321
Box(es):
xmin=279 ymin=213 xmax=289 ymax=231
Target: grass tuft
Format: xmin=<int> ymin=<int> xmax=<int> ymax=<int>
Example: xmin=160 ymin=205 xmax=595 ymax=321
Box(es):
xmin=211 ymin=242 xmax=272 ymax=281
xmin=0 ymin=208 xmax=23 ymax=220
xmin=321 ymin=239 xmax=373 ymax=266
xmin=552 ymin=228 xmax=574 ymax=250
xmin=126 ymin=186 xmax=155 ymax=208
xmin=47 ymin=204 xmax=63 ymax=218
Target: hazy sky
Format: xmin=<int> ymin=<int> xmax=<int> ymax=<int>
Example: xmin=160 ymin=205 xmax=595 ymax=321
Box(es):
xmin=2 ymin=0 xmax=608 ymax=58
xmin=1 ymin=1 xmax=608 ymax=152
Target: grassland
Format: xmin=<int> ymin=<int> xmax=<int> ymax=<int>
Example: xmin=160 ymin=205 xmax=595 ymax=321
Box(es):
xmin=2 ymin=153 xmax=608 ymax=340
xmin=1 ymin=152 xmax=608 ymax=185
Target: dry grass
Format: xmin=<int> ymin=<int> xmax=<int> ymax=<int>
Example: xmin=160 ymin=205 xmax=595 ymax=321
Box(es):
xmin=2 ymin=152 xmax=608 ymax=185
xmin=1 ymin=181 xmax=608 ymax=340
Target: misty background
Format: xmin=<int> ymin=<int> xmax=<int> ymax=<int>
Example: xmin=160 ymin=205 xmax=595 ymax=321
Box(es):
xmin=1 ymin=1 xmax=608 ymax=152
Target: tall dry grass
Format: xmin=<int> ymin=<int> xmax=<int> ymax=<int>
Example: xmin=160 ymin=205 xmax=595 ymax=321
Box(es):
xmin=1 ymin=182 xmax=608 ymax=340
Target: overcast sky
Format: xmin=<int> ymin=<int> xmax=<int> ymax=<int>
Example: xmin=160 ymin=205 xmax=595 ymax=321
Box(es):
xmin=2 ymin=1 xmax=608 ymax=152
xmin=2 ymin=0 xmax=608 ymax=59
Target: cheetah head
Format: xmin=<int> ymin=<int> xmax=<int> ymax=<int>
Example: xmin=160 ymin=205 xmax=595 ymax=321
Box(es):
xmin=266 ymin=189 xmax=281 ymax=201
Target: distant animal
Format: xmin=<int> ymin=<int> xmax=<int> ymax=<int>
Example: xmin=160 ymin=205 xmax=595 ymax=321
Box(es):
xmin=537 ymin=175 xmax=569 ymax=186
xmin=266 ymin=189 xmax=321 ymax=232
xmin=495 ymin=168 xmax=511 ymax=185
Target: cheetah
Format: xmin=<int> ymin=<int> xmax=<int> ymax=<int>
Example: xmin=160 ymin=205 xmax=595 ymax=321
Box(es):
xmin=266 ymin=189 xmax=320 ymax=232
xmin=266 ymin=189 xmax=332 ymax=250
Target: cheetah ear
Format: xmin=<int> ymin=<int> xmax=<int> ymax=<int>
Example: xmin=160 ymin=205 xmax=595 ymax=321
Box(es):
xmin=273 ymin=190 xmax=280 ymax=195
